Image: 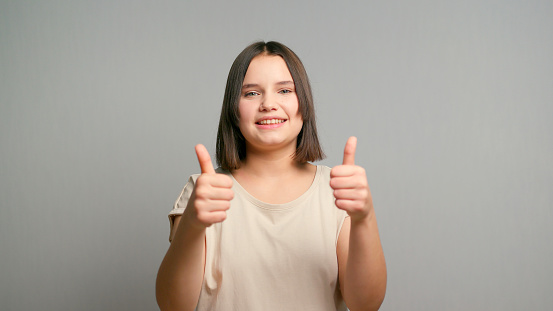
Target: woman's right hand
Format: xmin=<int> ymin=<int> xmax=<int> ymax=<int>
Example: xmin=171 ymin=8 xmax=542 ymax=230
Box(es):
xmin=183 ymin=144 xmax=234 ymax=229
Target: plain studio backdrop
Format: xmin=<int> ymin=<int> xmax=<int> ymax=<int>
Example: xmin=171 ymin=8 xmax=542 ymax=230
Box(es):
xmin=1 ymin=1 xmax=552 ymax=310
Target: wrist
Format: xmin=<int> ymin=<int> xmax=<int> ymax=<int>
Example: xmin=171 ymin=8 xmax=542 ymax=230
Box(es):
xmin=349 ymin=207 xmax=375 ymax=226
xmin=181 ymin=209 xmax=208 ymax=233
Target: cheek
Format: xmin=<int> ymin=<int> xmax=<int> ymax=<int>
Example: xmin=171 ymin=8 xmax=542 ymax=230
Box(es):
xmin=291 ymin=99 xmax=302 ymax=120
xmin=287 ymin=96 xmax=300 ymax=115
xmin=292 ymin=100 xmax=304 ymax=132
xmin=238 ymin=102 xmax=249 ymax=124
xmin=290 ymin=103 xmax=304 ymax=131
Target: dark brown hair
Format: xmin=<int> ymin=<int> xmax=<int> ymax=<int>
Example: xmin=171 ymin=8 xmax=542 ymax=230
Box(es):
xmin=216 ymin=41 xmax=325 ymax=170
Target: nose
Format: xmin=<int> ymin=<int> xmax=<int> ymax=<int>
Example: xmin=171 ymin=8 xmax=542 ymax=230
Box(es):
xmin=260 ymin=93 xmax=278 ymax=111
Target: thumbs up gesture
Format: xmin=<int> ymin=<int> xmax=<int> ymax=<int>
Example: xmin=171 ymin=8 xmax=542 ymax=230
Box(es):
xmin=184 ymin=144 xmax=234 ymax=228
xmin=330 ymin=137 xmax=374 ymax=222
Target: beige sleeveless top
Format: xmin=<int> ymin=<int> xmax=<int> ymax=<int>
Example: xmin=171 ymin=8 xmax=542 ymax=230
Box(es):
xmin=169 ymin=165 xmax=348 ymax=311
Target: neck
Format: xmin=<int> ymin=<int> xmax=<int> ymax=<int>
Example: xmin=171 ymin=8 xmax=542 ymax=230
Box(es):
xmin=242 ymin=152 xmax=298 ymax=177
xmin=236 ymin=143 xmax=307 ymax=178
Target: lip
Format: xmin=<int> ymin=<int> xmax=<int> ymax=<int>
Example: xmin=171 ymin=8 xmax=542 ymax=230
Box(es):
xmin=255 ymin=116 xmax=287 ymax=123
xmin=255 ymin=116 xmax=287 ymax=129
xmin=256 ymin=121 xmax=286 ymax=129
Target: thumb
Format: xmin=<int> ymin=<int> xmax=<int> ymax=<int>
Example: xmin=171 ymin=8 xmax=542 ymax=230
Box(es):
xmin=342 ymin=136 xmax=357 ymax=165
xmin=195 ymin=144 xmax=216 ymax=174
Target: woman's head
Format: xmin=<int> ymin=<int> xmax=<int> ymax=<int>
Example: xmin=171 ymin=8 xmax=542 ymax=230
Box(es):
xmin=216 ymin=41 xmax=324 ymax=170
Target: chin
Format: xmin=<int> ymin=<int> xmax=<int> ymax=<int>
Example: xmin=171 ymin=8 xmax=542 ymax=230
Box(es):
xmin=251 ymin=136 xmax=297 ymax=150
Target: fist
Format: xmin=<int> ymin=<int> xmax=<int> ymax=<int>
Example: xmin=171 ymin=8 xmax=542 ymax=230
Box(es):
xmin=330 ymin=137 xmax=374 ymax=222
xmin=184 ymin=144 xmax=234 ymax=228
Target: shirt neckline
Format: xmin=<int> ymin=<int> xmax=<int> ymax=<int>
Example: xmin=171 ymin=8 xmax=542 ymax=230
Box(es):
xmin=225 ymin=165 xmax=322 ymax=211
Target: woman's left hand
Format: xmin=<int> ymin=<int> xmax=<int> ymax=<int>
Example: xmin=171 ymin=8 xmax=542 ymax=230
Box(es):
xmin=330 ymin=136 xmax=374 ymax=222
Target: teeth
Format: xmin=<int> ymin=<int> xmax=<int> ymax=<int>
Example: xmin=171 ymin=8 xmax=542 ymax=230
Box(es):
xmin=259 ymin=119 xmax=285 ymax=125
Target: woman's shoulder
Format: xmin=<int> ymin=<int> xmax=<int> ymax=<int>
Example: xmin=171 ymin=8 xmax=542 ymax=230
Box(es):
xmin=315 ymin=164 xmax=332 ymax=180
xmin=317 ymin=164 xmax=332 ymax=173
xmin=184 ymin=167 xmax=229 ymax=181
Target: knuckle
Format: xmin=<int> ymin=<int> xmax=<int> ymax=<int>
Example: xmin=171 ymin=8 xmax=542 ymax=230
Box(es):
xmin=195 ymin=189 xmax=206 ymax=199
xmin=221 ymin=201 xmax=231 ymax=210
xmin=195 ymin=199 xmax=208 ymax=211
xmin=196 ymin=175 xmax=207 ymax=184
xmin=197 ymin=213 xmax=209 ymax=224
xmin=222 ymin=175 xmax=233 ymax=186
xmin=226 ymin=189 xmax=234 ymax=200
xmin=354 ymin=202 xmax=365 ymax=211
xmin=195 ymin=187 xmax=211 ymax=199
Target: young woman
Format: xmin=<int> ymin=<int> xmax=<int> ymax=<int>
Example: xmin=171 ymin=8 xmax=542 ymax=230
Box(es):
xmin=156 ymin=41 xmax=387 ymax=311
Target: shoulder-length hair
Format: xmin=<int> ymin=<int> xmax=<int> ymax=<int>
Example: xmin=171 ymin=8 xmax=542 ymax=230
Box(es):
xmin=216 ymin=41 xmax=325 ymax=170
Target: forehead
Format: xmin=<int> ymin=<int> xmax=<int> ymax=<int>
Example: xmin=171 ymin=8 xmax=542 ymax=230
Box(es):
xmin=243 ymin=55 xmax=293 ymax=84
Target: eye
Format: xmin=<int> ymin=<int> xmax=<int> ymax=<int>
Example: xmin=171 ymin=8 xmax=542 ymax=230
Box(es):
xmin=244 ymin=91 xmax=259 ymax=97
xmin=279 ymin=89 xmax=293 ymax=94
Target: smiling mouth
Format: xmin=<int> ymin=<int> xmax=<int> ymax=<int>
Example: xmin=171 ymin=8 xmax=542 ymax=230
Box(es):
xmin=256 ymin=119 xmax=287 ymax=125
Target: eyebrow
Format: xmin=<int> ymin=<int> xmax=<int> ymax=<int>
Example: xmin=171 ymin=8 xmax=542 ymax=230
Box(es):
xmin=241 ymin=81 xmax=294 ymax=89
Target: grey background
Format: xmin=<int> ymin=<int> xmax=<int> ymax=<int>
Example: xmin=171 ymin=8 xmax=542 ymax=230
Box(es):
xmin=1 ymin=0 xmax=552 ymax=310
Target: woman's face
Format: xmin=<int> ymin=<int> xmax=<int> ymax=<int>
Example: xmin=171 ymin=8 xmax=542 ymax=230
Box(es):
xmin=238 ymin=54 xmax=303 ymax=154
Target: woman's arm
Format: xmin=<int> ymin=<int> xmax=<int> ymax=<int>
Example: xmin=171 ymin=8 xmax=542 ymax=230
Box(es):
xmin=337 ymin=214 xmax=387 ymax=311
xmin=156 ymin=145 xmax=233 ymax=311
xmin=156 ymin=214 xmax=206 ymax=311
xmin=331 ymin=137 xmax=387 ymax=310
